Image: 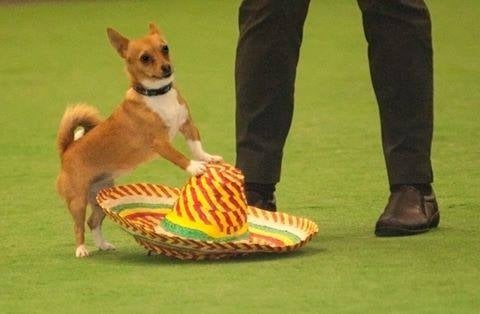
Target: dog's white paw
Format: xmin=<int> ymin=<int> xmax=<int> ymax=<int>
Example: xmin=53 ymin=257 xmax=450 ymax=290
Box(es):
xmin=186 ymin=160 xmax=207 ymax=176
xmin=98 ymin=242 xmax=116 ymax=251
xmin=200 ymin=153 xmax=223 ymax=163
xmin=75 ymin=245 xmax=90 ymax=258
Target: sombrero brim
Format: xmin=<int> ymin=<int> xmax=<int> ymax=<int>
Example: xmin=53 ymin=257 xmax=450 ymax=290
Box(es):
xmin=97 ymin=183 xmax=318 ymax=260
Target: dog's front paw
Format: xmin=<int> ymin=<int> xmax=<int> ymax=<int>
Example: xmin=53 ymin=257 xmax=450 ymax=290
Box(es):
xmin=186 ymin=160 xmax=207 ymax=176
xmin=199 ymin=153 xmax=223 ymax=163
xmin=98 ymin=242 xmax=116 ymax=251
xmin=75 ymin=244 xmax=90 ymax=258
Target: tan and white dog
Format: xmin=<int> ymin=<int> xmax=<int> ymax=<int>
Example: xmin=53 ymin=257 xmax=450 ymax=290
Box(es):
xmin=56 ymin=23 xmax=222 ymax=258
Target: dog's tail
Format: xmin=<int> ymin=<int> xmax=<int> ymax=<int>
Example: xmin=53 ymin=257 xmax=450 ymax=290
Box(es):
xmin=56 ymin=104 xmax=103 ymax=155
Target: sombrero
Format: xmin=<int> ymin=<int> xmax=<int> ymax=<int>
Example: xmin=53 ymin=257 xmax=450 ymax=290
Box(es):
xmin=97 ymin=163 xmax=318 ymax=260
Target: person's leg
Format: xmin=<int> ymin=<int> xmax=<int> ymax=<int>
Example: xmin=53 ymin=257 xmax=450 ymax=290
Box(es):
xmin=235 ymin=0 xmax=310 ymax=210
xmin=358 ymin=0 xmax=433 ymax=187
xmin=358 ymin=0 xmax=439 ymax=236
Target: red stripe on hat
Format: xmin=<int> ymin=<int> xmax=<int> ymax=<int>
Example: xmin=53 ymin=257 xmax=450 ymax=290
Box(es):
xmin=204 ymin=176 xmax=233 ymax=214
xmin=231 ymin=210 xmax=245 ymax=229
xmin=129 ymin=184 xmax=142 ymax=196
xmin=189 ymin=185 xmax=211 ymax=225
xmin=174 ymin=202 xmax=182 ymax=216
xmin=163 ymin=186 xmax=176 ymax=198
xmin=228 ymin=242 xmax=240 ymax=250
xmin=288 ymin=215 xmax=293 ymax=226
xmin=212 ymin=176 xmax=244 ymax=214
xmin=220 ymin=211 xmax=234 ymax=229
xmin=209 ymin=209 xmax=225 ymax=232
xmin=106 ymin=193 xmax=117 ymax=200
xmin=181 ymin=189 xmax=196 ymax=222
xmin=197 ymin=178 xmax=225 ymax=232
xmin=227 ymin=179 xmax=244 ymax=196
xmin=251 ymin=233 xmax=285 ymax=247
xmin=199 ymin=177 xmax=219 ymax=211
xmin=215 ymin=242 xmax=229 ymax=250
xmin=124 ymin=212 xmax=167 ymax=221
xmin=260 ymin=209 xmax=269 ymax=220
xmin=223 ymin=173 xmax=244 ymax=189
xmin=111 ymin=187 xmax=125 ymax=197
xmin=224 ymin=190 xmax=243 ymax=212
xmin=169 ymin=186 xmax=179 ymax=198
xmin=137 ymin=183 xmax=152 ymax=196
xmin=222 ymin=179 xmax=245 ymax=204
xmin=173 ymin=189 xmax=191 ymax=220
xmin=157 ymin=185 xmax=171 ymax=198
xmin=146 ymin=184 xmax=162 ymax=197
xmin=118 ymin=185 xmax=132 ymax=196
xmin=271 ymin=212 xmax=278 ymax=223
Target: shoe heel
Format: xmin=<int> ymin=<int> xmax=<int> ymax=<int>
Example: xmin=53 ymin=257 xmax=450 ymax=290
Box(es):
xmin=430 ymin=212 xmax=440 ymax=228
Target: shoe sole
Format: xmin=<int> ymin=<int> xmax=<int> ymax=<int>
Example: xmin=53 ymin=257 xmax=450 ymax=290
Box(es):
xmin=375 ymin=226 xmax=429 ymax=237
xmin=375 ymin=212 xmax=440 ymax=237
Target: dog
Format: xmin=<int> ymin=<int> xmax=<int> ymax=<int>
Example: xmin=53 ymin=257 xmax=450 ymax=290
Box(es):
xmin=56 ymin=23 xmax=222 ymax=258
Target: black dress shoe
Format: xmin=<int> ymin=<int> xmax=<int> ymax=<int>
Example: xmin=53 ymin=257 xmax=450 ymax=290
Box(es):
xmin=375 ymin=185 xmax=440 ymax=237
xmin=244 ymin=190 xmax=277 ymax=212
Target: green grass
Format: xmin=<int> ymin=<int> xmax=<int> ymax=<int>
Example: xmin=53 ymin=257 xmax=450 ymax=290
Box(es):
xmin=1 ymin=0 xmax=479 ymax=313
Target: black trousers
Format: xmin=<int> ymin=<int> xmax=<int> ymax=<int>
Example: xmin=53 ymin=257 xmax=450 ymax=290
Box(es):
xmin=235 ymin=0 xmax=434 ymax=186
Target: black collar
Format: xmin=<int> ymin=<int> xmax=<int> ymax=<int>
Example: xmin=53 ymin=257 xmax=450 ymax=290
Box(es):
xmin=133 ymin=82 xmax=173 ymax=96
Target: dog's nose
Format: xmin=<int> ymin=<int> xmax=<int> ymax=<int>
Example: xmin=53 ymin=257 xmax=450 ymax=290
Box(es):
xmin=161 ymin=64 xmax=172 ymax=76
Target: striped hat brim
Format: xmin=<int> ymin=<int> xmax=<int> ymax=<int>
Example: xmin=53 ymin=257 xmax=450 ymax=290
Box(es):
xmin=97 ymin=183 xmax=318 ymax=260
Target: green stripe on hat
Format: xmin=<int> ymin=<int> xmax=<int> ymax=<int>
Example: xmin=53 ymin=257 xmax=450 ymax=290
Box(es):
xmin=160 ymin=218 xmax=250 ymax=242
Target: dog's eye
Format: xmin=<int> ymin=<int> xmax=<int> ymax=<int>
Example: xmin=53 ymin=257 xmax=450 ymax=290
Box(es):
xmin=162 ymin=45 xmax=169 ymax=54
xmin=140 ymin=54 xmax=153 ymax=63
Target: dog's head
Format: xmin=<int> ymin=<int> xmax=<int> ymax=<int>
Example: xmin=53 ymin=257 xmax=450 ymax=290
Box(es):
xmin=107 ymin=23 xmax=173 ymax=88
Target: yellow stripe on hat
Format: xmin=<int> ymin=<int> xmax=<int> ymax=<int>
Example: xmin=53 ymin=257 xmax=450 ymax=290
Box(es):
xmin=118 ymin=207 xmax=170 ymax=218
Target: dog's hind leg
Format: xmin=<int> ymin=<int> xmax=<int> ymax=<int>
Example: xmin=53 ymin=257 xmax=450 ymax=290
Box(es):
xmin=87 ymin=178 xmax=115 ymax=251
xmin=68 ymin=196 xmax=90 ymax=257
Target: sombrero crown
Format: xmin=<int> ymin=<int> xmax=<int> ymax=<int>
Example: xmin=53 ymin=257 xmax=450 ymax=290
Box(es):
xmin=158 ymin=163 xmax=250 ymax=241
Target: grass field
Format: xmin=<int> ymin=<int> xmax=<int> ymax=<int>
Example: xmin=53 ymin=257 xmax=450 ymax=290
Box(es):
xmin=1 ymin=1 xmax=479 ymax=313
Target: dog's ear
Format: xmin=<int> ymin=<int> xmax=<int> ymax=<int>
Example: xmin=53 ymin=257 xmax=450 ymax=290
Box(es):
xmin=149 ymin=22 xmax=161 ymax=36
xmin=107 ymin=28 xmax=129 ymax=58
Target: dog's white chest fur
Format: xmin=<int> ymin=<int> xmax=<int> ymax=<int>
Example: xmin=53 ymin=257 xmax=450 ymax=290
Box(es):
xmin=143 ymin=89 xmax=188 ymax=140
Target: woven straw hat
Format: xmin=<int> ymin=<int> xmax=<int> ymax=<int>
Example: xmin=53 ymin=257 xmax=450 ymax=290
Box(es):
xmin=97 ymin=163 xmax=318 ymax=260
